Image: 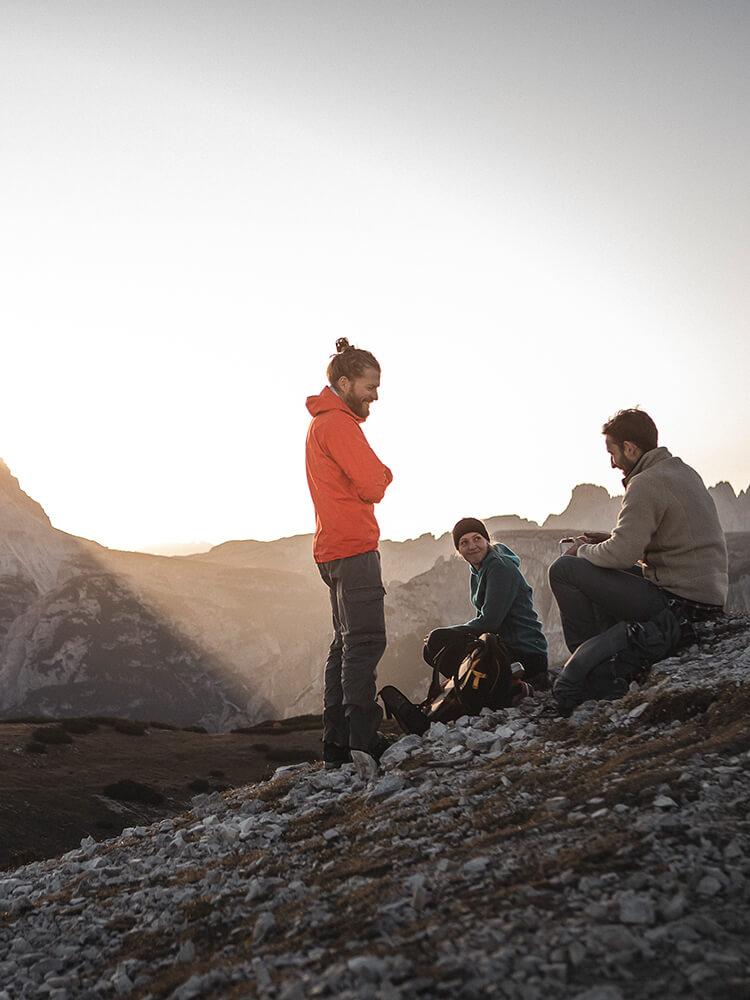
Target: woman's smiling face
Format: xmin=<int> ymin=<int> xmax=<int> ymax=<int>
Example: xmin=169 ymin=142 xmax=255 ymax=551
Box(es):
xmin=457 ymin=531 xmax=490 ymax=569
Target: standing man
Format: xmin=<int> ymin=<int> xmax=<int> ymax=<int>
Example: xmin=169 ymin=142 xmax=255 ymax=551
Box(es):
xmin=549 ymin=408 xmax=728 ymax=655
xmin=306 ymin=338 xmax=393 ymax=771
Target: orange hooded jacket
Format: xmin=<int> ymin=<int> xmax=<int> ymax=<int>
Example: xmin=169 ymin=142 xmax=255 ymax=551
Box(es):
xmin=305 ymin=386 xmax=393 ymax=563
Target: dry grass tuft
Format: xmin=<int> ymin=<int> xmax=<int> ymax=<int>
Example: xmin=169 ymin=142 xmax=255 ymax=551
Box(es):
xmin=182 ymin=897 xmax=214 ymax=923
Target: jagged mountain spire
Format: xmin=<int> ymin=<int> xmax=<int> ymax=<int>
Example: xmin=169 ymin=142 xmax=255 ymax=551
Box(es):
xmin=0 ymin=457 xmax=52 ymax=526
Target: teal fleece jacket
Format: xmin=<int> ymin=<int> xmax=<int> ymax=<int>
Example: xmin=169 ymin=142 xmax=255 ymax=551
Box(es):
xmin=462 ymin=543 xmax=547 ymax=655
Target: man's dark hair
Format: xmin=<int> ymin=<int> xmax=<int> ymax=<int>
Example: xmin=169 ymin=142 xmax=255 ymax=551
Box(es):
xmin=327 ymin=338 xmax=380 ymax=385
xmin=602 ymin=408 xmax=658 ymax=452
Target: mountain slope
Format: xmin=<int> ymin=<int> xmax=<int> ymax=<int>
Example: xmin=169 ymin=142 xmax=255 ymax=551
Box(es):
xmin=1 ymin=616 xmax=748 ymax=998
xmin=0 ymin=464 xmax=275 ymax=729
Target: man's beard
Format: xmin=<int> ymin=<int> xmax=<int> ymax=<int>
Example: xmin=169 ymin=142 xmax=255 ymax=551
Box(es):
xmin=342 ymin=389 xmax=369 ymax=419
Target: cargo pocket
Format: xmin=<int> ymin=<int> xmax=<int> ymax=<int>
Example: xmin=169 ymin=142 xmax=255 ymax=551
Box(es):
xmin=342 ymin=585 xmax=386 ymax=640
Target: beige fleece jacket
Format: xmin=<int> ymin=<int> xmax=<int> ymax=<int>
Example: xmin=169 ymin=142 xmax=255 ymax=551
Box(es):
xmin=576 ymin=447 xmax=728 ymax=606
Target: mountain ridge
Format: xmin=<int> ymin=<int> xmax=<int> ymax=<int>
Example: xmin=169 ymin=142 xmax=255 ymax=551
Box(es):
xmin=1 ymin=459 xmax=748 ymax=729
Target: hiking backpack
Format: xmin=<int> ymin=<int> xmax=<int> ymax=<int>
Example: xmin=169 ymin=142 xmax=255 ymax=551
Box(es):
xmin=379 ymin=632 xmax=531 ymax=736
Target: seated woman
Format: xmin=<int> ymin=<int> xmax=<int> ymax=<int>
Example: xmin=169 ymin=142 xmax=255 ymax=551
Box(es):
xmin=425 ymin=517 xmax=549 ymax=686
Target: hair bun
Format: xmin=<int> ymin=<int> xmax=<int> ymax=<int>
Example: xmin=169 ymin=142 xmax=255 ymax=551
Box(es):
xmin=326 ymin=340 xmax=380 ymax=384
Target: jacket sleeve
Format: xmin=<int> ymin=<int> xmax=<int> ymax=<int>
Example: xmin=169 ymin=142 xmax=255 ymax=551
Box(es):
xmin=322 ymin=413 xmax=393 ymax=503
xmin=577 ymin=477 xmax=662 ymax=570
xmin=462 ymin=561 xmax=517 ymax=632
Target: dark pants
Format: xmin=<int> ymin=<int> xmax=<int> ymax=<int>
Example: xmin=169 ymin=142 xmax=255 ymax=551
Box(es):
xmin=424 ymin=627 xmax=548 ymax=680
xmin=317 ymin=550 xmax=386 ymax=753
xmin=548 ymin=556 xmax=669 ymax=654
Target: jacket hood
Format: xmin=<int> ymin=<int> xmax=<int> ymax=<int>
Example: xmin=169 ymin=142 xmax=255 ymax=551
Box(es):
xmin=306 ymin=385 xmax=363 ymax=423
xmin=491 ymin=541 xmax=521 ymax=567
xmin=471 ymin=542 xmax=521 ymax=575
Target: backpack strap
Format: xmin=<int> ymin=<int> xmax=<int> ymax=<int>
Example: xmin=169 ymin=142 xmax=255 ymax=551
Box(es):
xmin=427 ymin=635 xmax=479 ymax=702
xmin=426 ymin=662 xmax=443 ymax=702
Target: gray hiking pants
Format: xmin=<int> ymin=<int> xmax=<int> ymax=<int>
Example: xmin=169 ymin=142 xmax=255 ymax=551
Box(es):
xmin=548 ymin=555 xmax=668 ymax=653
xmin=317 ymin=550 xmax=386 ymax=753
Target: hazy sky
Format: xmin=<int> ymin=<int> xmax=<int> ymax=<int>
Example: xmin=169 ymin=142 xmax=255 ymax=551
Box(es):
xmin=2 ymin=1 xmax=748 ymax=551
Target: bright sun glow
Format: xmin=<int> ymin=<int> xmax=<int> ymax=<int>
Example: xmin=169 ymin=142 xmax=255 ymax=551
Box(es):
xmin=1 ymin=2 xmax=748 ymax=552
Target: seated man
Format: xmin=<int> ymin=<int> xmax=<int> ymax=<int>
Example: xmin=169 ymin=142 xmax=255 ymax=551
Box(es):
xmin=424 ymin=517 xmax=548 ymax=687
xmin=549 ymin=408 xmax=728 ymax=661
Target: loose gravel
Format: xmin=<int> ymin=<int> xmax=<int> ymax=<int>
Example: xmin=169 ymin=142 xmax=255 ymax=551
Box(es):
xmin=1 ymin=615 xmax=749 ymax=999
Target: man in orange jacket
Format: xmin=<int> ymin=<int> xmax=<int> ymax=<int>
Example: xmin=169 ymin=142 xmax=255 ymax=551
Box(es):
xmin=306 ymin=338 xmax=393 ymax=772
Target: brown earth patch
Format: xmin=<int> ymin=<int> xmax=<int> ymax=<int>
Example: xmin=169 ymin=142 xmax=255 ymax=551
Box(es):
xmin=0 ymin=715 xmax=326 ymax=871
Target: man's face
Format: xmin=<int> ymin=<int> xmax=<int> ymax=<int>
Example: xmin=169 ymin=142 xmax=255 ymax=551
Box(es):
xmin=605 ymin=434 xmax=638 ymax=474
xmin=457 ymin=532 xmax=490 ymax=569
xmin=338 ymin=366 xmax=380 ymax=420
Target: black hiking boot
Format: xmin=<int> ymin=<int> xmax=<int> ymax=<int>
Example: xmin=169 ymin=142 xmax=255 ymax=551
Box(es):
xmin=369 ymin=731 xmax=394 ymax=762
xmin=323 ymin=742 xmax=351 ymax=770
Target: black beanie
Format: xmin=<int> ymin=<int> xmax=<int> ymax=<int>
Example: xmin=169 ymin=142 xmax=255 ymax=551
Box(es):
xmin=452 ymin=517 xmax=490 ymax=550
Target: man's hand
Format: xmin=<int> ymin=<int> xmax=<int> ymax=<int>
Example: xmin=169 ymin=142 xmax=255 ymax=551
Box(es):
xmin=561 ymin=531 xmax=609 ymax=556
xmin=562 ymin=536 xmax=584 ymax=556
xmin=580 ymin=531 xmax=611 ymax=544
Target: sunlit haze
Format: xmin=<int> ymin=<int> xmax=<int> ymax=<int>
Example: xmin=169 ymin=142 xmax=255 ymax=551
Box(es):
xmin=2 ymin=1 xmax=748 ymax=552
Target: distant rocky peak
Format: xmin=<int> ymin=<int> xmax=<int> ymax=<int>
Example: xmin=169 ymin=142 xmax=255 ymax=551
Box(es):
xmin=710 ymin=480 xmax=737 ymax=499
xmin=708 ymin=480 xmax=750 ymax=532
xmin=0 ymin=458 xmax=52 ymax=526
xmin=570 ymin=482 xmax=616 ymax=502
xmin=542 ymin=482 xmax=622 ymax=532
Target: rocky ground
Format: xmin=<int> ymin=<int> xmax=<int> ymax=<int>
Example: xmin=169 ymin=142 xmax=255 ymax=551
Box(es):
xmin=1 ymin=615 xmax=749 ymax=999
